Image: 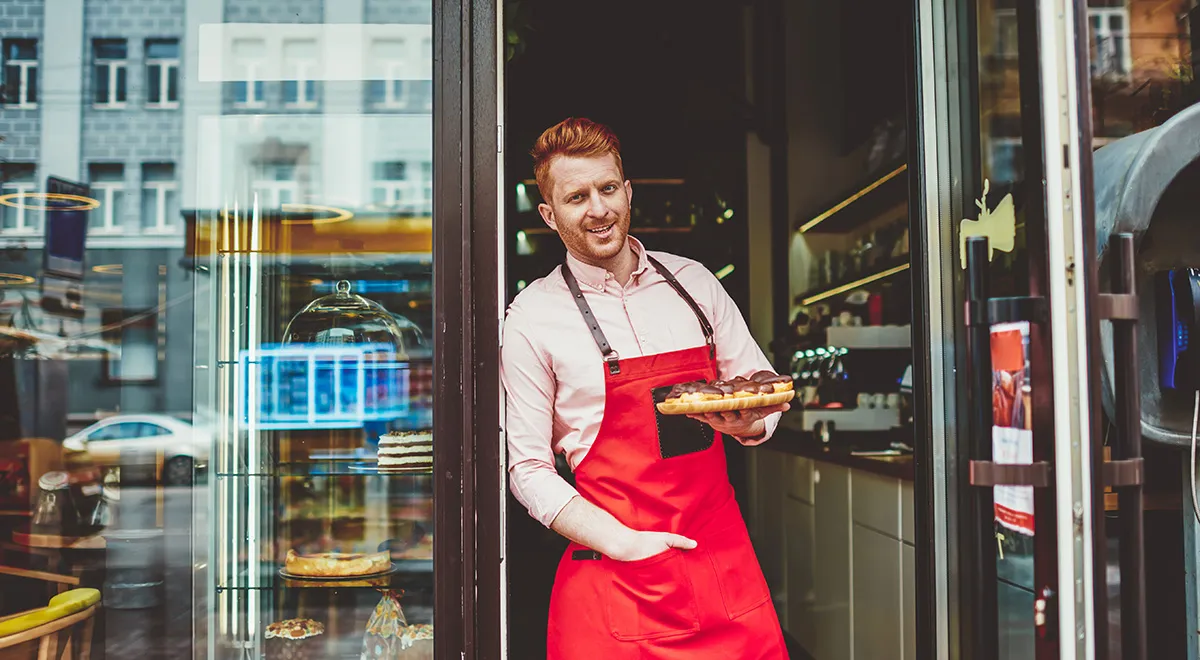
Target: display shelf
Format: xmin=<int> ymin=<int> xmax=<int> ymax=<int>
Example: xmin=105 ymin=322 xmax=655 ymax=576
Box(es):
xmin=215 ymin=558 xmax=434 ymax=593
xmin=797 ymin=162 xmax=908 ymax=234
xmin=825 ymin=325 xmax=912 ymax=349
xmin=795 ymin=258 xmax=911 ymax=306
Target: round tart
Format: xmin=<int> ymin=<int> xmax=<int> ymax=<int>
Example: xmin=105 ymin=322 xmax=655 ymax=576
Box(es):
xmin=284 ymin=549 xmax=390 ymax=578
xmin=265 ymin=618 xmax=323 ymax=660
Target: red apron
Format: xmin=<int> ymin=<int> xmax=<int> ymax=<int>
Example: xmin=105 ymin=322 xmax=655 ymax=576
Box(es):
xmin=546 ymin=256 xmax=788 ymax=660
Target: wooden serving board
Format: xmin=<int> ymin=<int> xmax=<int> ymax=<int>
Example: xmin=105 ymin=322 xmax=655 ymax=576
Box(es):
xmin=656 ymin=390 xmax=795 ymax=415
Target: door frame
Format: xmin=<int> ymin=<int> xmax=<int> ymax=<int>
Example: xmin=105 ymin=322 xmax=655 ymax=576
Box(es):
xmin=909 ymin=0 xmax=1103 ymax=657
xmin=433 ymin=0 xmax=502 ymax=659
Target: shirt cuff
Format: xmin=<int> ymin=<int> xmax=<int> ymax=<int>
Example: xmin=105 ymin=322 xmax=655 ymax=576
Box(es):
xmin=524 ymin=476 xmax=581 ymax=529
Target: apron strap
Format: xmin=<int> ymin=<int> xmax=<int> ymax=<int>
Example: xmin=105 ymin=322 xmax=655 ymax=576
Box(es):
xmin=561 ymin=261 xmax=623 ymax=374
xmin=646 ymin=256 xmax=716 ymax=356
xmin=560 ymin=253 xmax=720 ymax=374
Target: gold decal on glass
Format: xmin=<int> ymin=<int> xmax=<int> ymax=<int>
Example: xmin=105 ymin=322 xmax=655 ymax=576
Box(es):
xmin=959 ymin=179 xmax=1015 ymax=269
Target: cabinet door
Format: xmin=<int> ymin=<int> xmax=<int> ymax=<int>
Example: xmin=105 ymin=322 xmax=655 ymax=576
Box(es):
xmin=852 ymin=524 xmax=903 ymax=660
xmin=785 ymin=496 xmax=816 ymax=648
xmin=903 ymin=543 xmax=916 ymax=660
xmin=812 ymin=464 xmax=851 ymax=659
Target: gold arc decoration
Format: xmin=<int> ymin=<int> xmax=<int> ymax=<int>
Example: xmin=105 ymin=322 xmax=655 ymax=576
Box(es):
xmin=0 ymin=192 xmax=101 ymax=212
xmin=799 ymin=164 xmax=908 ymax=233
xmin=0 ymin=273 xmax=36 ymax=286
xmin=280 ymin=203 xmax=354 ymax=226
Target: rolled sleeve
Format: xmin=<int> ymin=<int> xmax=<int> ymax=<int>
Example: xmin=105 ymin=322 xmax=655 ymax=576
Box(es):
xmin=501 ymin=305 xmax=580 ymax=527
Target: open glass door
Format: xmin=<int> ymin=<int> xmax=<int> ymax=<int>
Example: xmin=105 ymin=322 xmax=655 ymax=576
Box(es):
xmin=911 ymin=0 xmax=1113 ymax=657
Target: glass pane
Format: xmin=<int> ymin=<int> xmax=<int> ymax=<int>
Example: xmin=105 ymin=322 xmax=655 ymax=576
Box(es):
xmin=1 ymin=2 xmax=439 ymax=659
xmin=147 ymin=63 xmax=162 ymax=103
xmin=116 ymin=66 xmax=127 ymax=102
xmin=94 ymin=64 xmax=108 ymax=102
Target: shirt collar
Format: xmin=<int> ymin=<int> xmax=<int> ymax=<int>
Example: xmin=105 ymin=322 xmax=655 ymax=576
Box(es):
xmin=565 ymin=236 xmax=651 ymax=291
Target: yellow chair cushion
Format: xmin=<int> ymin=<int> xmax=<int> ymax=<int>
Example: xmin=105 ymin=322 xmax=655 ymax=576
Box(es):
xmin=0 ymin=588 xmax=100 ymax=638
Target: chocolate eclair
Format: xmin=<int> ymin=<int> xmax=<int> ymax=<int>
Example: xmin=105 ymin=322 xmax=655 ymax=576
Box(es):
xmin=749 ymin=370 xmax=795 ymax=393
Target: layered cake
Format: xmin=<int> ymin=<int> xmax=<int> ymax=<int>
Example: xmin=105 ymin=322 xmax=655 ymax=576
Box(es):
xmin=265 ymin=618 xmax=323 ymax=660
xmin=377 ymin=430 xmax=433 ymax=470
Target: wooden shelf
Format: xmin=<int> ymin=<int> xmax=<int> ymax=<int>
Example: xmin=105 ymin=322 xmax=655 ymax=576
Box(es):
xmin=797 ymin=162 xmax=908 ymax=235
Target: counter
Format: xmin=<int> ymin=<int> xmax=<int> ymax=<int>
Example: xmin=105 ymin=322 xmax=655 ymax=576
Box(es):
xmin=750 ymin=431 xmax=916 ymax=660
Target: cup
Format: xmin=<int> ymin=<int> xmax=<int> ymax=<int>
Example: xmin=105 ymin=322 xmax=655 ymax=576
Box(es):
xmin=886 ymin=393 xmax=901 ymax=409
xmin=857 ymin=393 xmax=872 ymax=409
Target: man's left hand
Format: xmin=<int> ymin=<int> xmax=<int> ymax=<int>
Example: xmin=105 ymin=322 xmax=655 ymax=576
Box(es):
xmin=687 ymin=403 xmax=790 ymax=446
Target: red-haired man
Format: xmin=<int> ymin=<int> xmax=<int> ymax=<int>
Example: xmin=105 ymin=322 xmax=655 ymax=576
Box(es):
xmin=501 ymin=117 xmax=790 ymax=658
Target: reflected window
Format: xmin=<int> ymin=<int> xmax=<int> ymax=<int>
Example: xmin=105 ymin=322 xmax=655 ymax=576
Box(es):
xmin=1089 ymin=6 xmax=1131 ymax=78
xmin=231 ymin=38 xmax=266 ymax=108
xmin=102 ymin=308 xmax=159 ymax=384
xmin=283 ymin=40 xmax=319 ymax=109
xmin=988 ymin=137 xmax=1025 ymax=186
xmin=146 ymin=39 xmax=180 ymax=108
xmin=254 ymin=162 xmax=299 ymax=208
xmin=141 ymin=163 xmax=178 ymax=233
xmin=367 ymin=39 xmax=426 ymax=111
xmin=88 ymin=163 xmax=125 ymax=233
xmin=1 ymin=162 xmax=37 ymax=233
xmin=371 ymin=161 xmax=409 ymax=210
xmin=2 ymin=39 xmax=38 ymax=109
xmin=994 ymin=9 xmax=1019 ymax=60
xmin=420 ymin=162 xmax=433 ymax=213
xmin=93 ymin=39 xmax=128 ymax=108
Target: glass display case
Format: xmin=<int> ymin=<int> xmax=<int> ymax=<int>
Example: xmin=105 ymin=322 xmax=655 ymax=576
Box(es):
xmin=189 ymin=17 xmax=440 ymax=653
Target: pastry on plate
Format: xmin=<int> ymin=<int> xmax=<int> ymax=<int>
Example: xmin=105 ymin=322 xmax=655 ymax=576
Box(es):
xmin=284 ymin=549 xmax=390 ymax=578
xmin=663 ymin=371 xmax=794 ymax=405
xmin=266 ymin=618 xmax=323 ymax=660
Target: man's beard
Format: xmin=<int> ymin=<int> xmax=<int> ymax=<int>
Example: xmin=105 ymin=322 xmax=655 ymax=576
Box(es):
xmin=561 ymin=209 xmax=630 ymax=266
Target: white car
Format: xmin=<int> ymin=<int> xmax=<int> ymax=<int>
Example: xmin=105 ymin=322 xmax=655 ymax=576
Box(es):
xmin=63 ymin=414 xmax=210 ymax=485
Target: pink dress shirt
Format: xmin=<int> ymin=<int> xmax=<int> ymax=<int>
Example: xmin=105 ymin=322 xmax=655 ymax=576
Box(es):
xmin=501 ymin=238 xmax=781 ymax=528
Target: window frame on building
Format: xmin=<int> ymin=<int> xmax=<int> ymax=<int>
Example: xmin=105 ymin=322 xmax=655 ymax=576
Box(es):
xmin=1 ymin=163 xmax=38 ymax=234
xmin=283 ymin=39 xmax=319 ymax=110
xmin=2 ymin=39 xmax=38 ymax=109
xmin=88 ymin=164 xmax=126 ymax=234
xmin=1088 ymin=5 xmax=1132 ymax=79
xmin=231 ymin=38 xmax=267 ymax=109
xmin=252 ymin=162 xmax=300 ymax=208
xmin=145 ymin=38 xmax=180 ymax=109
xmin=141 ymin=163 xmax=179 ymax=233
xmin=93 ymin=39 xmax=129 ymax=109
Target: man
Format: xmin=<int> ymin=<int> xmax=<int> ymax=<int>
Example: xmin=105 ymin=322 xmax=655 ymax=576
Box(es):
xmin=501 ymin=117 xmax=790 ymax=659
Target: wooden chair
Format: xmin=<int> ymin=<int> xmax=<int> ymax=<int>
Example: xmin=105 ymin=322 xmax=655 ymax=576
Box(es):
xmin=0 ymin=604 xmax=97 ymax=660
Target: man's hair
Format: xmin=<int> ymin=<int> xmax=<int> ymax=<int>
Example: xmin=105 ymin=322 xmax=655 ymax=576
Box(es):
xmin=530 ymin=117 xmax=624 ymax=199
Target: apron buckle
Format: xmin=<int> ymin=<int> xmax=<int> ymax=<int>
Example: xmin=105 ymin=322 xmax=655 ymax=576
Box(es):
xmin=605 ymin=353 xmax=621 ymax=375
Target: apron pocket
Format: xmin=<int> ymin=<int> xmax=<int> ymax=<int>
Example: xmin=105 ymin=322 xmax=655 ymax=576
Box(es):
xmin=705 ymin=520 xmax=772 ymax=620
xmin=651 ymin=385 xmax=716 ymax=459
xmin=604 ymin=549 xmax=700 ymax=641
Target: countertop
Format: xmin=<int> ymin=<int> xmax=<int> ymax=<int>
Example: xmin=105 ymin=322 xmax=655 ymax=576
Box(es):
xmin=764 ymin=428 xmax=915 ymax=481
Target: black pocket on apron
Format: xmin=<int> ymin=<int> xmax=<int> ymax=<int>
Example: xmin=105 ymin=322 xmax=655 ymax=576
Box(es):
xmin=651 ymin=384 xmax=716 ymax=459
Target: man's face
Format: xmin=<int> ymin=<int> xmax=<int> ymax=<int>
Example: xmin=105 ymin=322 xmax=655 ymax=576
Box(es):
xmin=538 ymin=154 xmax=633 ymax=267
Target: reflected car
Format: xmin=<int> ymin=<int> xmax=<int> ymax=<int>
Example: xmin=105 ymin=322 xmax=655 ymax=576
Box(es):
xmin=62 ymin=414 xmax=209 ymax=485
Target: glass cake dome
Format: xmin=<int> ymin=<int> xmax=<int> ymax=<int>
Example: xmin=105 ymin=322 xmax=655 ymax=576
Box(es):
xmin=282 ymin=280 xmax=411 ymax=355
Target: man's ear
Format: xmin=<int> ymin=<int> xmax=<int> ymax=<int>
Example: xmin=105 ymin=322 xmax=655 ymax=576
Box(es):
xmin=624 ymin=180 xmax=633 ymax=205
xmin=538 ymin=203 xmax=557 ymax=231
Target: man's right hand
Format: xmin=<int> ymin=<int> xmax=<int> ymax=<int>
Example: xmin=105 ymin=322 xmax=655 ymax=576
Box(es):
xmin=608 ymin=530 xmax=698 ymax=562
xmin=550 ymin=496 xmax=698 ymax=562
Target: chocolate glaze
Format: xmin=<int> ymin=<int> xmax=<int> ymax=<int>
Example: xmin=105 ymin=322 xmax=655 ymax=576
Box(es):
xmin=750 ymin=370 xmax=793 ymax=385
xmin=732 ymin=381 xmax=762 ymax=394
xmin=696 ymin=385 xmax=725 ymax=397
